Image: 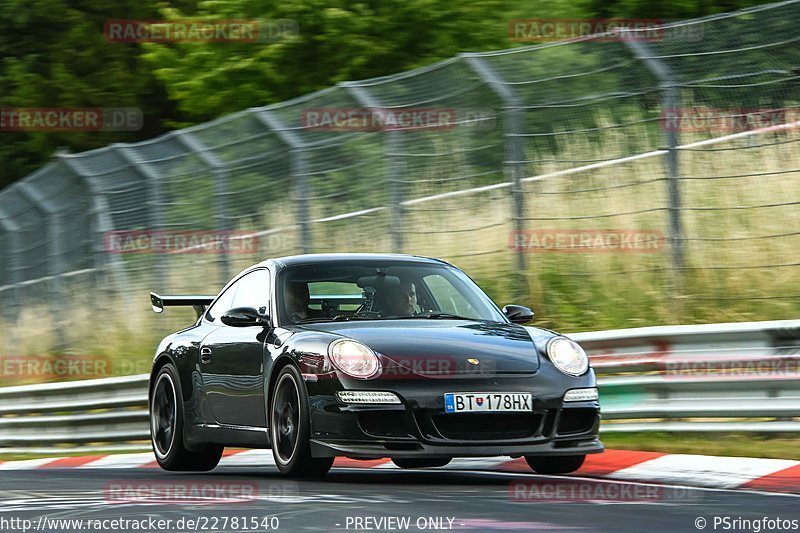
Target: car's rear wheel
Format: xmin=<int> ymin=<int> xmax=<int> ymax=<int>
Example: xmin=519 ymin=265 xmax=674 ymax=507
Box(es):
xmin=270 ymin=365 xmax=334 ymax=477
xmin=525 ymin=455 xmax=585 ymax=475
xmin=391 ymin=458 xmax=452 ymax=469
xmin=150 ymin=364 xmax=223 ymax=471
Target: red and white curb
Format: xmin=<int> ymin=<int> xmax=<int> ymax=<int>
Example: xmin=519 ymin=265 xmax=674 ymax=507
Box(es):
xmin=2 ymin=449 xmax=799 ymax=494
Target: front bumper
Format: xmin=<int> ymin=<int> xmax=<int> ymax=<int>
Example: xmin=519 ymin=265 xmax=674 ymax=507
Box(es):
xmin=311 ymin=436 xmax=603 ymax=459
xmin=306 ymin=374 xmax=602 ymax=459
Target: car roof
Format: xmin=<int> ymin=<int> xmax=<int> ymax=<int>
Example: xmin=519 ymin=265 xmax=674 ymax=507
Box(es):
xmin=260 ymin=253 xmax=449 ymax=269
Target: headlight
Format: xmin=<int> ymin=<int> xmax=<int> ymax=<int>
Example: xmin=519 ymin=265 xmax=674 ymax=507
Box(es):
xmin=328 ymin=339 xmax=380 ymax=379
xmin=546 ymin=337 xmax=589 ymax=376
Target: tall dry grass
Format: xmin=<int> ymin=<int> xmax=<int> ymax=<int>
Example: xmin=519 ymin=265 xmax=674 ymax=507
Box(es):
xmin=2 ymin=125 xmax=798 ymax=381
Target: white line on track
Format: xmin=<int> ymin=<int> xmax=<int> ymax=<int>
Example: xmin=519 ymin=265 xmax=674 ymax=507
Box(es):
xmin=217 ymin=449 xmax=276 ymax=467
xmin=77 ymin=453 xmax=157 ymax=469
xmin=607 ymin=454 xmax=799 ymax=489
xmin=0 ymin=458 xmax=61 ymax=470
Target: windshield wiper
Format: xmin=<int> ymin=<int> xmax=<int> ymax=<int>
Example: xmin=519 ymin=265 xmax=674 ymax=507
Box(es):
xmin=299 ymin=313 xmax=480 ymax=322
xmin=392 ymin=312 xmax=477 ymax=320
xmin=293 ymin=317 xmax=336 ymax=324
xmin=330 ymin=313 xmax=383 ymax=321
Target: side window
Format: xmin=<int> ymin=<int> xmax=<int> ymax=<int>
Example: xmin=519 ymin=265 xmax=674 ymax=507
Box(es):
xmin=205 ymin=269 xmax=270 ymax=323
xmin=231 ymin=269 xmax=270 ymax=313
xmin=205 ymin=282 xmax=239 ymax=323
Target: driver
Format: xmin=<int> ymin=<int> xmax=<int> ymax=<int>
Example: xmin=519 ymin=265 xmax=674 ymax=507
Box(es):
xmin=285 ymin=281 xmax=320 ymax=321
xmin=382 ymin=279 xmax=417 ymax=317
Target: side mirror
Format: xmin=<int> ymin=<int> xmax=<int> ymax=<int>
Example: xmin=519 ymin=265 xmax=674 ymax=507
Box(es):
xmin=221 ymin=307 xmax=269 ymax=327
xmin=502 ymin=304 xmax=534 ymax=324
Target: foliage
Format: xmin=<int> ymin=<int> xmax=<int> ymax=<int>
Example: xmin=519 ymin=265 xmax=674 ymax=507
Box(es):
xmin=0 ymin=0 xmax=174 ymax=188
xmin=1 ymin=0 xmax=784 ymax=187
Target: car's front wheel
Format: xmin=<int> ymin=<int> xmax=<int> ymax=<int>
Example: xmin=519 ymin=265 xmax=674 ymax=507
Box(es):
xmin=270 ymin=365 xmax=334 ymax=477
xmin=150 ymin=364 xmax=223 ymax=471
xmin=391 ymin=458 xmax=452 ymax=469
xmin=525 ymin=455 xmax=585 ymax=475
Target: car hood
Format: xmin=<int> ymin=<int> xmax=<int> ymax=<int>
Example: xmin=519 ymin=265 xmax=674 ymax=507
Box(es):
xmin=304 ymin=320 xmax=549 ymax=376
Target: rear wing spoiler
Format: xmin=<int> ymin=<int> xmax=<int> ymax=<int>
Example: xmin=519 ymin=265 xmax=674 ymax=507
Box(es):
xmin=150 ymin=292 xmax=215 ymax=318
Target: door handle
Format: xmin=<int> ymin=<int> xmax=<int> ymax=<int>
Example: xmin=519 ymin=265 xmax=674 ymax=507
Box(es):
xmin=200 ymin=347 xmax=213 ymax=364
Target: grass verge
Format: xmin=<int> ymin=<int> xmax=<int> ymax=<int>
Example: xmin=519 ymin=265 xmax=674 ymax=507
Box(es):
xmin=601 ymin=432 xmax=800 ymax=461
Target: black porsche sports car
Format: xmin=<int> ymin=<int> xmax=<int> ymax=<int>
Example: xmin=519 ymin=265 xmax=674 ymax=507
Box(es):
xmin=148 ymin=253 xmax=602 ymax=477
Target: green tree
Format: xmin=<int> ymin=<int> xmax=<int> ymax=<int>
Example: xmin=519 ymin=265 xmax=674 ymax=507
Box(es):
xmin=0 ymin=0 xmax=173 ymax=188
xmin=140 ymin=0 xmax=510 ymax=123
xmin=0 ymin=0 xmax=787 ymax=187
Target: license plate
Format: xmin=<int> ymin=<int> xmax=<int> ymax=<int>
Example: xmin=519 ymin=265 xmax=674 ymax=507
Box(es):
xmin=444 ymin=392 xmax=532 ymax=413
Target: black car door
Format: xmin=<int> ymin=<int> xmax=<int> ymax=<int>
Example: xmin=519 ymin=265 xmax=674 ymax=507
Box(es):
xmin=200 ymin=268 xmax=270 ymax=427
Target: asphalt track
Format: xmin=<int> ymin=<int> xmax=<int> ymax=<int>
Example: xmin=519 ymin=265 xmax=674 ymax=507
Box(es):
xmin=1 ymin=465 xmax=799 ymax=533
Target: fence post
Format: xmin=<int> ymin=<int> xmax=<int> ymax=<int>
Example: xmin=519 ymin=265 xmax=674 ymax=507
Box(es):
xmin=291 ymin=150 xmax=312 ymax=254
xmin=623 ymin=38 xmax=685 ymax=298
xmin=57 ymin=153 xmax=132 ymax=302
xmin=341 ymin=83 xmax=405 ymax=253
xmin=254 ymin=109 xmax=312 ymax=254
xmin=16 ymin=183 xmax=67 ymax=350
xmin=114 ymin=145 xmax=167 ymax=291
xmin=0 ymin=208 xmax=22 ymax=354
xmin=463 ymin=54 xmax=527 ymax=293
xmin=173 ymin=131 xmax=231 ymax=285
xmin=385 ymin=131 xmax=405 ymax=253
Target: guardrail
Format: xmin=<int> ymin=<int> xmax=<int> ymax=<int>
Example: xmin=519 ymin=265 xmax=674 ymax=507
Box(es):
xmin=580 ymin=319 xmax=800 ymax=432
xmin=0 ymin=375 xmax=149 ymax=451
xmin=1 ymin=319 xmax=798 ymax=453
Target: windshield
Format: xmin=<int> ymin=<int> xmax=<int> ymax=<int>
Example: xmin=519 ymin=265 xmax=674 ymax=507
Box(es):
xmin=277 ymin=261 xmax=507 ymax=325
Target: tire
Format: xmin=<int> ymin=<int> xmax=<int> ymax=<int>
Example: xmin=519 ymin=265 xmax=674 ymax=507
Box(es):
xmin=150 ymin=363 xmax=223 ymax=471
xmin=270 ymin=365 xmax=334 ymax=477
xmin=525 ymin=455 xmax=585 ymax=475
xmin=391 ymin=458 xmax=452 ymax=469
